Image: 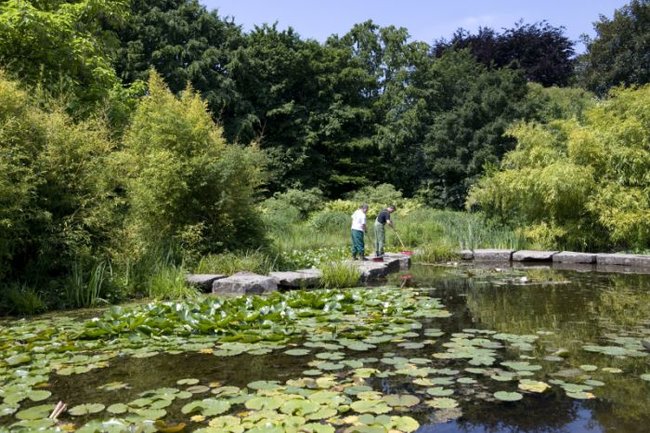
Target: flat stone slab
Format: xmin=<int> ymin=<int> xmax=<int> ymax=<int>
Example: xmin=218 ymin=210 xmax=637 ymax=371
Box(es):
xmin=460 ymin=250 xmax=473 ymax=260
xmin=270 ymin=269 xmax=322 ymax=289
xmin=383 ymin=253 xmax=411 ymax=271
xmin=186 ymin=274 xmax=226 ymax=292
xmin=351 ymin=260 xmax=389 ymax=282
xmin=473 ymin=249 xmax=514 ymax=261
xmin=596 ymin=254 xmax=650 ymax=267
xmin=212 ymin=271 xmax=278 ymax=295
xmin=553 ymin=251 xmax=597 ymax=264
xmin=512 ymin=250 xmax=558 ymax=262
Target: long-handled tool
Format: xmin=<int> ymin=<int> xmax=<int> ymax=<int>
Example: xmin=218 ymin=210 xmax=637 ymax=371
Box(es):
xmin=392 ymin=228 xmax=413 ymax=255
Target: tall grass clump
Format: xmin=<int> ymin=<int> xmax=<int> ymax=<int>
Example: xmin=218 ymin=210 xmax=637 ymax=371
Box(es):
xmin=146 ymin=265 xmax=197 ymax=300
xmin=320 ymin=262 xmax=361 ymax=289
xmin=414 ymin=243 xmax=461 ymax=263
xmin=64 ymin=261 xmax=108 ymax=308
xmin=196 ymin=250 xmax=279 ymax=275
xmin=1 ymin=284 xmax=46 ymax=315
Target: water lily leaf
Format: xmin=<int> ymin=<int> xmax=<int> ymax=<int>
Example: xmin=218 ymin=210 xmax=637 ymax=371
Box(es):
xmin=494 ymin=391 xmax=523 ymax=402
xmin=280 ymin=399 xmax=320 ymax=416
xmin=580 ymin=365 xmax=598 ymax=372
xmin=186 ymin=385 xmax=210 ymax=394
xmin=518 ymin=380 xmax=550 ymax=393
xmin=390 ymin=415 xmax=420 ymax=432
xmin=315 ymin=352 xmax=344 ymax=360
xmin=285 ymin=349 xmax=311 ymax=356
xmin=129 ymin=407 xmax=167 ymax=420
xmin=247 ymin=380 xmax=281 ymax=391
xmin=602 ymin=367 xmax=623 ymax=374
xmin=177 ymin=378 xmax=200 ymax=385
xmin=10 ymin=418 xmax=56 ymax=430
xmin=425 ymin=397 xmax=458 ymax=409
xmin=98 ymin=381 xmax=130 ymax=391
xmin=350 ymin=400 xmax=391 ymax=414
xmin=0 ymin=404 xmax=19 ymax=417
xmin=27 ymin=390 xmax=52 ymax=402
xmin=107 ymin=403 xmax=128 ymax=414
xmin=182 ymin=398 xmax=231 ymax=416
xmin=302 ymin=369 xmax=322 ymax=376
xmin=207 ymin=415 xmax=243 ymax=432
xmin=15 ymin=404 xmax=53 ymax=420
xmin=153 ymin=420 xmax=186 ymax=433
xmin=6 ymin=354 xmax=31 ymax=366
xmin=244 ymin=395 xmax=283 ymax=411
xmin=566 ymin=391 xmax=596 ymax=400
xmin=382 ymin=394 xmax=420 ymax=407
xmin=426 ymin=387 xmax=454 ymax=397
xmin=69 ymin=403 xmax=106 ymax=416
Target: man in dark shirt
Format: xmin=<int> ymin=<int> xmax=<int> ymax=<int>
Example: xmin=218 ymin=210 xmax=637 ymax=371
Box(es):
xmin=374 ymin=205 xmax=396 ymax=257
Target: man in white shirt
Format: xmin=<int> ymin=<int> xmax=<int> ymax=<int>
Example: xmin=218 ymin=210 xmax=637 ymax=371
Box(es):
xmin=351 ymin=204 xmax=369 ymax=260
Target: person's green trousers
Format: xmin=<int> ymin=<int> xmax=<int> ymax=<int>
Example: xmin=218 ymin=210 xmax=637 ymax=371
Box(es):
xmin=374 ymin=221 xmax=385 ymax=256
xmin=351 ymin=229 xmax=365 ymax=258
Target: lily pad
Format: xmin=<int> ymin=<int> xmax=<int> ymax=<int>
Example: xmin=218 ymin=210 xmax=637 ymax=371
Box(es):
xmin=68 ymin=403 xmax=106 ymax=416
xmin=494 ymin=391 xmax=523 ymax=402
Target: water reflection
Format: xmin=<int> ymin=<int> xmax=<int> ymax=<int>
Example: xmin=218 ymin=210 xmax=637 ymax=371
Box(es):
xmin=44 ymin=264 xmax=650 ymax=433
xmin=400 ymin=264 xmax=650 ymax=433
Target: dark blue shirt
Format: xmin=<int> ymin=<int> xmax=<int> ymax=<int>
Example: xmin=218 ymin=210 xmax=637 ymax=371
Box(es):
xmin=376 ymin=209 xmax=391 ymax=225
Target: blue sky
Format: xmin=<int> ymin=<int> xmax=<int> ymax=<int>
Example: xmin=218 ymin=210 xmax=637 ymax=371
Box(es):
xmin=200 ymin=0 xmax=629 ymax=53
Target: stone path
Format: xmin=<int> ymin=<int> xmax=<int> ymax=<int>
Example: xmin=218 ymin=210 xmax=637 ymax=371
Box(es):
xmin=186 ymin=253 xmax=411 ymax=295
xmin=461 ymin=249 xmax=650 ymax=274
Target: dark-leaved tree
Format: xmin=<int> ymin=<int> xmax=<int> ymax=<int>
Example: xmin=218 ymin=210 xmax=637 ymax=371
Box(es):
xmin=434 ymin=21 xmax=575 ymax=87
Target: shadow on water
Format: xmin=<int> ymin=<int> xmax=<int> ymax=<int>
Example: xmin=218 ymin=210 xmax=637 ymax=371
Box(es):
xmin=41 ymin=264 xmax=650 ymax=432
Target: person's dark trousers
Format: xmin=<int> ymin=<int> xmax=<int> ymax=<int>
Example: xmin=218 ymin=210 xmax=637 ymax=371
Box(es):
xmin=374 ymin=221 xmax=385 ymax=256
xmin=351 ymin=229 xmax=365 ymax=258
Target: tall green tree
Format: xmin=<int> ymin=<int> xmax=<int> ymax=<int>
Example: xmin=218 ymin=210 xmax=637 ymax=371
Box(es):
xmin=120 ymin=72 xmax=267 ymax=258
xmin=0 ymin=71 xmax=119 ymax=282
xmin=418 ymin=50 xmax=531 ymax=208
xmin=468 ymin=85 xmax=650 ymax=251
xmin=578 ymin=0 xmax=650 ymax=96
xmin=111 ymin=0 xmax=246 ymax=140
xmin=434 ymin=21 xmax=575 ymax=87
xmin=0 ymin=0 xmax=129 ymax=108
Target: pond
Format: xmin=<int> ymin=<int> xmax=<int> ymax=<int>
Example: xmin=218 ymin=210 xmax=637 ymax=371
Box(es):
xmin=1 ymin=264 xmax=649 ymax=433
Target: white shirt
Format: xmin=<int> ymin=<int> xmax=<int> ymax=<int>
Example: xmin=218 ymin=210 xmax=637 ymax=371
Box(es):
xmin=351 ymin=209 xmax=366 ymax=231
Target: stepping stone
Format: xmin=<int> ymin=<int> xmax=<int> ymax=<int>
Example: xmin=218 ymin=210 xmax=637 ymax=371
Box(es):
xmin=212 ymin=271 xmax=278 ymax=295
xmin=473 ymin=249 xmax=514 ymax=261
xmin=552 ymin=251 xmax=597 ymax=264
xmin=596 ymin=253 xmax=650 ymax=267
xmin=270 ymin=269 xmax=322 ymax=289
xmin=185 ymin=274 xmax=226 ymax=292
xmin=512 ymin=250 xmax=558 ymax=261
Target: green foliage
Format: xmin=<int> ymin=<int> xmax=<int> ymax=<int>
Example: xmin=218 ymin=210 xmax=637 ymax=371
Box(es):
xmin=64 ymin=261 xmax=108 ymax=308
xmin=579 ymin=0 xmax=650 ymax=96
xmin=319 ymin=262 xmax=362 ymax=289
xmin=147 ymin=265 xmax=198 ymax=300
xmin=119 ymin=72 xmax=267 ymax=260
xmin=0 ymin=0 xmax=129 ymax=109
xmin=413 ymin=243 xmax=460 ymax=263
xmin=468 ymin=85 xmax=650 ymax=251
xmin=0 ymin=284 xmax=46 ymax=316
xmin=0 ymin=72 xmax=119 ymax=285
xmin=309 ymin=210 xmax=350 ymax=233
xmin=434 ymin=21 xmax=576 ymax=87
xmin=196 ymin=251 xmax=278 ymax=275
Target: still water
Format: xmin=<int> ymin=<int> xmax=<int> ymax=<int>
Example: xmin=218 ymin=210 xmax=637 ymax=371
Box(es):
xmin=3 ymin=264 xmax=650 ymax=432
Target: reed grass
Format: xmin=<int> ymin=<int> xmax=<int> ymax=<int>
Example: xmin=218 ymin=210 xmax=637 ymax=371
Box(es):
xmin=320 ymin=262 xmax=362 ymax=289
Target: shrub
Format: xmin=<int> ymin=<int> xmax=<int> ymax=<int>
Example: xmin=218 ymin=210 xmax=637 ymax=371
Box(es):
xmin=119 ymin=72 xmax=267 ymax=260
xmin=1 ymin=284 xmax=46 ymax=316
xmin=146 ymin=265 xmax=198 ymax=300
xmin=320 ymin=262 xmax=361 ymax=289
xmin=413 ymin=243 xmax=460 ymax=263
xmin=309 ymin=210 xmax=349 ymax=233
xmin=196 ymin=251 xmax=278 ymax=275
